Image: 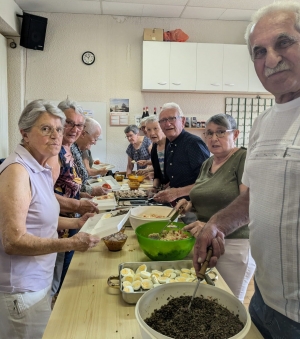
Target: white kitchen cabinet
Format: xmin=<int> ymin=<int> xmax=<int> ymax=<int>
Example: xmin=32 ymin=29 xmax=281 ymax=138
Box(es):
xmin=142 ymin=41 xmax=269 ymax=93
xmin=169 ymin=42 xmax=197 ymax=91
xmin=222 ymin=44 xmax=249 ymax=92
xmin=143 ymin=41 xmax=197 ymax=91
xmin=142 ymin=41 xmax=170 ymax=90
xmin=196 ymin=43 xmax=223 ymax=91
xmin=248 ymin=57 xmax=269 ymax=93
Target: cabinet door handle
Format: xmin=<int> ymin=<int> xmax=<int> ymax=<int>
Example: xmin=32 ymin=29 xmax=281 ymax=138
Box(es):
xmin=157 ymin=82 xmax=167 ymax=85
xmin=224 ymin=83 xmax=235 ymax=86
xmin=210 ymin=83 xmax=221 ymax=86
xmin=172 ymin=82 xmax=181 ymax=85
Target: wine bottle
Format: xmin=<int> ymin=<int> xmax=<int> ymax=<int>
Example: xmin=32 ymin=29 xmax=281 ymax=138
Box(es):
xmin=142 ymin=107 xmax=146 ymax=118
xmin=154 ymin=107 xmax=157 ymax=115
xmin=145 ymin=106 xmax=149 ymax=117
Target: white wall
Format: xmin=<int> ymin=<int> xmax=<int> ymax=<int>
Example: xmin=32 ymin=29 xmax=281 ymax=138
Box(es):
xmin=0 ymin=0 xmax=22 ymax=34
xmin=7 ymin=13 xmax=272 ymax=170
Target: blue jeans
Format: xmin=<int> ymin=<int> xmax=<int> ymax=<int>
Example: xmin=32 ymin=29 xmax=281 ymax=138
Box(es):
xmin=249 ymin=280 xmax=300 ymax=339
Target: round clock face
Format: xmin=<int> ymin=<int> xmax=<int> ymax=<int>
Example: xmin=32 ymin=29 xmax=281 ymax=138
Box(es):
xmin=82 ymin=51 xmax=95 ymax=65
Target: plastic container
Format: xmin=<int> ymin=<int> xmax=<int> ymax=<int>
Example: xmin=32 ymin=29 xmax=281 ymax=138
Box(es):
xmin=135 ymin=221 xmax=195 ymax=261
xmin=135 ymin=282 xmax=251 ymax=339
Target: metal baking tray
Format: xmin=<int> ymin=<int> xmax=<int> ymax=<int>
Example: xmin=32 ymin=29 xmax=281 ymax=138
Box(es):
xmin=107 ymin=260 xmax=217 ymax=304
xmin=117 ymin=196 xmax=148 ymax=201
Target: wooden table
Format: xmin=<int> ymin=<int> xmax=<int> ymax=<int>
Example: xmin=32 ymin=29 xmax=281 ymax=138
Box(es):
xmin=42 ymin=229 xmax=263 ymax=339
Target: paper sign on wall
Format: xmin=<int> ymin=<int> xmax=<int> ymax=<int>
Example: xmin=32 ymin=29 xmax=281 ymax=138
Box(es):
xmin=109 ymin=98 xmax=129 ymax=126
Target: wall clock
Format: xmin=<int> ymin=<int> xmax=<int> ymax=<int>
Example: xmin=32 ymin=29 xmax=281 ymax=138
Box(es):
xmin=82 ymin=51 xmax=95 ymax=65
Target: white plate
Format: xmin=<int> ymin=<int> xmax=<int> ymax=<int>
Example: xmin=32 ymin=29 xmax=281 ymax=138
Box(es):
xmin=90 ymin=176 xmax=120 ymax=191
xmin=79 ymin=210 xmax=131 ymax=238
xmin=92 ymin=162 xmax=115 ymax=170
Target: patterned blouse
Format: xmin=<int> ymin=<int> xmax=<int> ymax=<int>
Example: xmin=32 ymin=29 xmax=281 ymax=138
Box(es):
xmin=71 ymin=143 xmax=92 ymax=194
xmin=54 ymin=146 xmax=82 ymax=236
xmin=126 ymin=136 xmax=151 ymax=169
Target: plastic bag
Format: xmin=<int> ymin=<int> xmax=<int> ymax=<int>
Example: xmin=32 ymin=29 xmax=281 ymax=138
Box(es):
xmin=163 ymin=29 xmax=189 ymax=42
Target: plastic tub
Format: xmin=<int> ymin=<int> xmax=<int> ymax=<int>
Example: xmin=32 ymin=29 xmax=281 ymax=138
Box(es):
xmin=135 ymin=282 xmax=251 ymax=339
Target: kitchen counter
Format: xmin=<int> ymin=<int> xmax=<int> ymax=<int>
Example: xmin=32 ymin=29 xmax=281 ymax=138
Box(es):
xmin=42 ymin=228 xmax=263 ymax=339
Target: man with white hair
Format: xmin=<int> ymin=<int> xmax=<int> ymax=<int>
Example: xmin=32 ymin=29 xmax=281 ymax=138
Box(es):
xmin=153 ymin=102 xmax=209 ymax=204
xmin=81 ymin=119 xmax=108 ymax=177
xmin=193 ymin=2 xmax=300 ymax=337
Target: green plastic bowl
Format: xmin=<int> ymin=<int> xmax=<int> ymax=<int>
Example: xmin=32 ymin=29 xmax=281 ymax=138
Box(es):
xmin=135 ymin=221 xmax=195 ymax=261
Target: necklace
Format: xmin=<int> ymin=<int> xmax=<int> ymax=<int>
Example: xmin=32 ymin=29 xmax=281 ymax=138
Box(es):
xmin=210 ymin=148 xmax=238 ymax=174
xmin=214 ymin=148 xmax=237 ymax=164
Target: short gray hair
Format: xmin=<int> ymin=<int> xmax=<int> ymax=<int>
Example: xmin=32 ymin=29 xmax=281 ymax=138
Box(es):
xmin=205 ymin=113 xmax=237 ymax=130
xmin=145 ymin=115 xmax=159 ymax=125
xmin=18 ymin=99 xmax=66 ymax=133
xmin=245 ymin=1 xmax=300 ymax=58
xmin=159 ymin=102 xmax=184 ymax=118
xmin=85 ymin=117 xmax=101 ymax=135
xmin=124 ymin=124 xmax=139 ymax=134
xmin=58 ymin=99 xmax=86 ymax=120
xmin=139 ymin=116 xmax=149 ymax=128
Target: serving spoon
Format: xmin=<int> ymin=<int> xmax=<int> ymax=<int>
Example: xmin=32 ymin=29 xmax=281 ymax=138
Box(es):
xmin=187 ymin=246 xmax=213 ymax=310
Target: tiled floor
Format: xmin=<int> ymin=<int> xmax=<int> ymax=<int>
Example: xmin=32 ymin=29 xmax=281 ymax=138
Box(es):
xmin=243 ymin=277 xmax=254 ymax=309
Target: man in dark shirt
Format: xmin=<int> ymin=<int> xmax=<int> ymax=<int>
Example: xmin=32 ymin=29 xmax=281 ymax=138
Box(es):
xmin=153 ymin=102 xmax=210 ymax=203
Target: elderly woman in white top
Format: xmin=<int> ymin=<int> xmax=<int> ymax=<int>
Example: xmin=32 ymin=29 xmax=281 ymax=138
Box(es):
xmin=0 ymin=100 xmax=100 ymax=339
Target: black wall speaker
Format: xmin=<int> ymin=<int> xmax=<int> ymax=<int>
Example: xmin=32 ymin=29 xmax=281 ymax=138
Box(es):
xmin=18 ymin=13 xmax=48 ymax=51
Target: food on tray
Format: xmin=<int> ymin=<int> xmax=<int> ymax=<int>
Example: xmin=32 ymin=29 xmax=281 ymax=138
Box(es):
xmin=121 ymin=265 xmax=207 ymax=293
xmin=123 ymin=286 xmax=134 ymax=293
xmin=132 ymin=281 xmax=141 ymax=291
xmin=144 ymin=295 xmax=244 ymax=339
xmin=101 ymin=213 xmax=112 ymax=220
xmin=148 ymin=230 xmax=189 ymax=241
xmin=102 ymin=183 xmax=112 ymax=189
xmin=136 ymin=264 xmax=147 ymax=274
xmin=115 ymin=189 xmax=147 ymax=199
xmin=94 ymin=193 xmax=114 ymax=200
xmin=121 ymin=268 xmax=134 ymax=277
xmin=139 ymin=213 xmax=166 ymax=219
xmin=94 ymin=160 xmax=100 ymax=165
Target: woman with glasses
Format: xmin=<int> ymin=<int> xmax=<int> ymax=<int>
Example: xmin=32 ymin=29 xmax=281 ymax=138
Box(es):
xmin=72 ymin=117 xmax=108 ymax=185
xmin=176 ymin=113 xmax=255 ymax=302
xmin=124 ymin=124 xmax=152 ymax=177
xmin=144 ymin=115 xmax=168 ymax=191
xmin=50 ymin=102 xmax=102 ymax=298
xmin=0 ymin=100 xmax=100 ymax=339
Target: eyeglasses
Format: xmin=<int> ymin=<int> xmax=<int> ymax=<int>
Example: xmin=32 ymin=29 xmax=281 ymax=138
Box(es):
xmin=65 ymin=119 xmax=85 ymax=130
xmin=204 ymin=129 xmax=234 ymax=139
xmin=39 ymin=125 xmax=64 ymax=137
xmin=125 ymin=133 xmax=136 ymax=139
xmin=158 ymin=116 xmax=181 ymax=124
xmin=85 ymin=130 xmax=100 ymax=143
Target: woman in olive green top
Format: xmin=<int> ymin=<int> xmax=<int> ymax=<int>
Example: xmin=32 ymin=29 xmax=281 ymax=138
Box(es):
xmin=177 ymin=113 xmax=255 ymax=302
